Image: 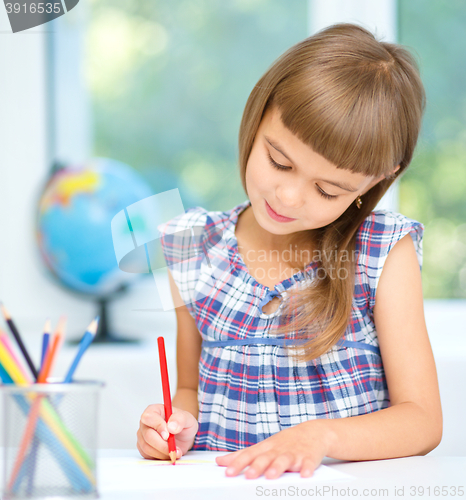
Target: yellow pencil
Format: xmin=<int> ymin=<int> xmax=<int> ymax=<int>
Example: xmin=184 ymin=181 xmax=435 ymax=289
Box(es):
xmin=0 ymin=342 xmax=29 ymax=386
xmin=0 ymin=331 xmax=31 ymax=381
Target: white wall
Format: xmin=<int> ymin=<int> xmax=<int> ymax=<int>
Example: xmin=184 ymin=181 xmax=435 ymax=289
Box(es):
xmin=0 ymin=10 xmax=95 ymax=333
xmin=0 ymin=8 xmax=173 ymax=339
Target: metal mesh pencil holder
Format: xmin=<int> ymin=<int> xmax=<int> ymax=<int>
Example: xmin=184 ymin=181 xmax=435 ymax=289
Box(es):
xmin=2 ymin=380 xmax=104 ymax=499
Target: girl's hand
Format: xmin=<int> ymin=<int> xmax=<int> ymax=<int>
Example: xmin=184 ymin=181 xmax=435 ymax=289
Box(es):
xmin=137 ymin=404 xmax=199 ymax=460
xmin=215 ymin=421 xmax=336 ymax=479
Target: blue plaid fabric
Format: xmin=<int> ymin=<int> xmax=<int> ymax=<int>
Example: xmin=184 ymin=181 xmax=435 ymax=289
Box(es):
xmin=157 ymin=200 xmax=424 ymax=451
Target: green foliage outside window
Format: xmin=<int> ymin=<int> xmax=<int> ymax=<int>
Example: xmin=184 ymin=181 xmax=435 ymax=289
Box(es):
xmin=85 ymin=0 xmax=465 ymax=298
xmin=399 ymin=0 xmax=466 ymax=298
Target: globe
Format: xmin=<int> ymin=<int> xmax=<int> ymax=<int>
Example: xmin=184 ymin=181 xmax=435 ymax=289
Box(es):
xmin=36 ymin=158 xmax=154 ymax=340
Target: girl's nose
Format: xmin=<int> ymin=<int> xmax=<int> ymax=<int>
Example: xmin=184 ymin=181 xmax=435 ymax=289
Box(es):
xmin=275 ymin=184 xmax=304 ymax=209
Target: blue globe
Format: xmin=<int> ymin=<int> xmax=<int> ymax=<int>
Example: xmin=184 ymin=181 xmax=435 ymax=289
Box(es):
xmin=36 ymin=158 xmax=153 ymax=297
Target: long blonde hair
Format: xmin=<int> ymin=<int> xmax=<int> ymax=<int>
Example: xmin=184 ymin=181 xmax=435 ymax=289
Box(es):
xmin=238 ymin=23 xmax=425 ymax=361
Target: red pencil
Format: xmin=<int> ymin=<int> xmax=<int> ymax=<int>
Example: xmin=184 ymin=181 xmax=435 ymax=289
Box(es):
xmin=157 ymin=336 xmax=177 ymax=464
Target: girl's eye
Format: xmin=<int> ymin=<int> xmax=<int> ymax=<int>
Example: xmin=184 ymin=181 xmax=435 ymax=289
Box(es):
xmin=267 ymin=153 xmax=289 ymax=171
xmin=316 ymin=186 xmax=338 ymax=200
xmin=267 ymin=153 xmax=338 ymax=201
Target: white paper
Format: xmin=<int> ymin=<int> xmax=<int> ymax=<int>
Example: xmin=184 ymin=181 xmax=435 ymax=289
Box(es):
xmin=98 ymin=451 xmax=354 ymax=492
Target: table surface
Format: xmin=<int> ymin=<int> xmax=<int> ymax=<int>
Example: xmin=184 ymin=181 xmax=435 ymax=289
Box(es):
xmin=1 ymin=449 xmax=465 ymax=500
xmin=94 ymin=450 xmax=466 ymax=500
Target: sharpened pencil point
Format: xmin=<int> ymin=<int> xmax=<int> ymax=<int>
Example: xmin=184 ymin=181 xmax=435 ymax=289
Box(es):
xmin=0 ymin=302 xmax=10 ymax=320
xmin=55 ymin=316 xmax=67 ymax=336
xmin=88 ymin=318 xmax=99 ymax=336
xmin=169 ymin=451 xmax=177 ymax=464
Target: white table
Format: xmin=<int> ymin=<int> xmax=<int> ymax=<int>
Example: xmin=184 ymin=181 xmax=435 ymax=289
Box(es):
xmin=95 ymin=450 xmax=466 ymax=500
xmin=2 ymin=449 xmax=465 ymax=499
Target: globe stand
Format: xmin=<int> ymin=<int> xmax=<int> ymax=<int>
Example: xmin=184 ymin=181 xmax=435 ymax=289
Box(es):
xmin=92 ymin=297 xmax=140 ymax=344
xmin=67 ymin=285 xmax=141 ymax=345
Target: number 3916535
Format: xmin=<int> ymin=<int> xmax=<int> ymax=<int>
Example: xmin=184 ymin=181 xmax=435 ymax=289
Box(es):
xmin=5 ymin=3 xmax=61 ymax=14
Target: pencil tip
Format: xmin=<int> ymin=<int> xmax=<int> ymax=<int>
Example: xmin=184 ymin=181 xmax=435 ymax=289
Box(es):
xmin=44 ymin=318 xmax=51 ymax=333
xmin=169 ymin=451 xmax=177 ymax=464
xmin=56 ymin=316 xmax=67 ymax=336
xmin=0 ymin=302 xmax=9 ymax=319
xmin=88 ymin=318 xmax=99 ymax=335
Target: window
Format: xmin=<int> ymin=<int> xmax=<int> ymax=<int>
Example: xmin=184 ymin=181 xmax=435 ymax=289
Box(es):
xmin=52 ymin=0 xmax=465 ymax=299
xmin=399 ymin=0 xmax=466 ymax=298
xmin=51 ymin=0 xmax=309 ymax=214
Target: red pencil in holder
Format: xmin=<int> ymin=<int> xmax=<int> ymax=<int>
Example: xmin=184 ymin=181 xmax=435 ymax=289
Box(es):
xmin=157 ymin=336 xmax=177 ymax=464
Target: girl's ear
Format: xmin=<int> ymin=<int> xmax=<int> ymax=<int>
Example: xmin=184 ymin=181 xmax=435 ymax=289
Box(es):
xmin=385 ymin=165 xmax=401 ymax=180
xmin=362 ymin=165 xmax=400 ymax=195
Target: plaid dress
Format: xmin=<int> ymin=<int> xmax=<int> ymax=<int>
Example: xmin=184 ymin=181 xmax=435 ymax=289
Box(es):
xmin=157 ymin=199 xmax=424 ymax=451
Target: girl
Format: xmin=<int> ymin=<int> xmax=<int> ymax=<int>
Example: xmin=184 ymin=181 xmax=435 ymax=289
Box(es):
xmin=137 ymin=23 xmax=442 ymax=479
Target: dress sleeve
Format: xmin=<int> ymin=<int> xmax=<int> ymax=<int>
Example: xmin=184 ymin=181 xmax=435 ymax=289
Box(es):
xmin=357 ymin=210 xmax=424 ymax=311
xmin=156 ymin=206 xmax=209 ymax=317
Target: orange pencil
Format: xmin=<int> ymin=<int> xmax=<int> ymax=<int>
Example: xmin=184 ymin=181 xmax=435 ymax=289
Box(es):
xmin=157 ymin=336 xmax=177 ymax=464
xmin=7 ymin=396 xmax=43 ymax=489
xmin=37 ymin=317 xmax=65 ymax=383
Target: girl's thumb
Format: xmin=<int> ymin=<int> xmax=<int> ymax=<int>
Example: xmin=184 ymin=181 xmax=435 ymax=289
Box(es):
xmin=167 ymin=420 xmax=180 ymax=433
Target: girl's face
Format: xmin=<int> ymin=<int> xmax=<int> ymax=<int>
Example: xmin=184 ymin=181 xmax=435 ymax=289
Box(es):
xmin=245 ymin=106 xmax=392 ymax=244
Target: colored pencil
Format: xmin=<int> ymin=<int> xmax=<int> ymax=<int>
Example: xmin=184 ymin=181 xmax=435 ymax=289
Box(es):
xmin=40 ymin=319 xmax=51 ymax=369
xmin=8 ymin=318 xmax=66 ymax=490
xmin=0 ymin=336 xmax=94 ymax=490
xmin=0 ymin=303 xmax=38 ymax=380
xmin=157 ymin=336 xmax=177 ymax=464
xmin=0 ymin=327 xmax=94 ymax=468
xmin=26 ymin=318 xmax=54 ymax=494
xmin=0 ymin=330 xmax=31 ymax=381
xmin=0 ymin=341 xmax=30 ymax=386
xmin=63 ymin=317 xmax=99 ymax=383
xmin=7 ymin=393 xmax=43 ymax=489
xmin=38 ymin=317 xmax=65 ymax=383
xmin=0 ymin=362 xmax=92 ymax=492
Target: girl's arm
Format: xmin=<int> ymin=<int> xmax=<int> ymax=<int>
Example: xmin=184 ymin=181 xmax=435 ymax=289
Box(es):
xmin=217 ymin=233 xmax=442 ymax=478
xmin=168 ymin=269 xmax=202 ymax=420
xmin=322 ymin=232 xmax=442 ymax=460
xmin=137 ymin=269 xmax=201 ymax=459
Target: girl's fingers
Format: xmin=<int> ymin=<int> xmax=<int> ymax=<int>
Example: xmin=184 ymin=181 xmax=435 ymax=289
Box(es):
xmin=225 ymin=449 xmax=263 ymax=476
xmin=244 ymin=452 xmax=277 ymax=479
xmin=300 ymin=457 xmax=317 ymax=478
xmin=146 ymin=417 xmax=170 ymax=441
xmin=137 ymin=439 xmax=154 ymax=460
xmin=263 ymin=453 xmax=295 ymax=479
xmin=141 ymin=424 xmax=171 ymax=456
xmin=219 ymin=446 xmax=317 ymax=479
xmin=141 ymin=405 xmax=195 ymax=439
xmin=137 ymin=437 xmax=164 ymax=460
xmin=137 ymin=427 xmax=169 ymax=459
xmin=166 ymin=411 xmax=191 ymax=434
xmin=137 ymin=405 xmax=197 ymax=460
xmin=140 ymin=405 xmax=190 ymax=440
xmin=140 ymin=404 xmax=166 ymax=428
